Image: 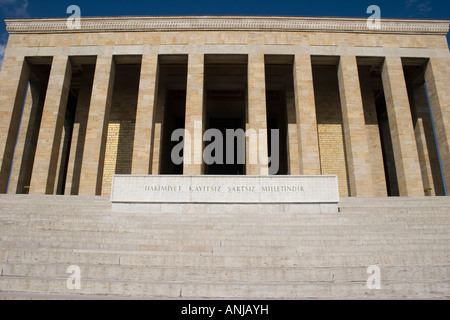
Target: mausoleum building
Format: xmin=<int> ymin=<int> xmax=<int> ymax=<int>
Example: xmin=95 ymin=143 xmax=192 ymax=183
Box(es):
xmin=0 ymin=16 xmax=449 ymax=197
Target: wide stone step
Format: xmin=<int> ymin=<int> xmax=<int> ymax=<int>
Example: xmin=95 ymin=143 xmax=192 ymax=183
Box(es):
xmin=339 ymin=207 xmax=450 ymax=214
xmin=5 ymin=249 xmax=449 ymax=268
xmin=338 ymin=196 xmax=450 ymax=206
xmin=1 ymin=208 xmax=449 ymax=224
xmin=0 ymin=276 xmax=448 ymax=299
xmin=0 ymin=229 xmax=155 ymax=242
xmin=216 ymin=238 xmax=450 ymax=247
xmin=0 ymin=277 xmax=181 ymax=298
xmin=1 ymin=225 xmax=448 ymax=237
xmin=181 ymin=281 xmax=450 ymax=299
xmin=1 ymin=195 xmax=449 ymax=299
xmin=0 ymin=292 xmax=138 ymax=300
xmin=2 ymin=241 xmax=448 ymax=255
xmin=5 ymin=210 xmax=446 ymax=219
xmin=3 ymin=227 xmax=448 ymax=243
xmin=209 ymin=243 xmax=450 ymax=255
xmin=1 ymin=219 xmax=449 ymax=232
xmin=0 ymin=240 xmax=141 ymax=252
xmin=2 ymin=208 xmax=449 ymax=218
xmin=112 ymin=252 xmax=450 ymax=268
xmin=2 ymin=230 xmax=449 ymax=246
xmin=2 ymin=214 xmax=449 ymax=228
xmin=2 ymin=209 xmax=449 ymax=222
xmin=3 ymin=263 xmax=448 ymax=283
xmin=133 ymin=230 xmax=450 ymax=241
xmin=2 ymin=234 xmax=448 ymax=251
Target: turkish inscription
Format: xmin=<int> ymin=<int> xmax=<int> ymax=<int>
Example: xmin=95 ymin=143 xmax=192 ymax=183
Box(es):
xmin=144 ymin=185 xmax=305 ymax=193
xmin=111 ymin=175 xmax=339 ymax=204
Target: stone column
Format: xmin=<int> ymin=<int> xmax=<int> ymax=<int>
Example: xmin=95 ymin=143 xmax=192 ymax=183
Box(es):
xmin=11 ymin=79 xmax=48 ymax=195
xmin=286 ymin=89 xmax=300 ymax=175
xmin=247 ymin=54 xmax=269 ymax=175
xmin=293 ymin=55 xmax=321 ymax=175
xmin=337 ymin=56 xmax=374 ymax=196
xmin=8 ymin=86 xmax=33 ymax=193
xmin=78 ymin=55 xmax=116 ymax=195
xmin=151 ymin=86 xmax=166 ymax=175
xmin=65 ymin=66 xmax=95 ymax=195
xmin=131 ymin=54 xmax=159 ymax=175
xmin=381 ymin=56 xmax=424 ymax=196
xmin=183 ymin=54 xmax=204 ymax=175
xmin=424 ymin=57 xmax=450 ymax=194
xmin=29 ymin=56 xmax=72 ymax=194
xmin=412 ymin=84 xmax=445 ymax=196
xmin=0 ymin=56 xmax=30 ymax=193
xmin=358 ymin=66 xmax=387 ymax=197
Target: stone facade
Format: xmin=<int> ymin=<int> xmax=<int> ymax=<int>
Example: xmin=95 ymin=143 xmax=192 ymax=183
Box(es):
xmin=0 ymin=16 xmax=449 ymax=197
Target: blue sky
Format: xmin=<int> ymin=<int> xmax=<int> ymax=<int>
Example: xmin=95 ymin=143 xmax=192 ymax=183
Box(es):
xmin=0 ymin=0 xmax=449 ymax=69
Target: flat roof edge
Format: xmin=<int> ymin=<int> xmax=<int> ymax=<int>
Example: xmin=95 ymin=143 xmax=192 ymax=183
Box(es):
xmin=4 ymin=16 xmax=450 ymax=35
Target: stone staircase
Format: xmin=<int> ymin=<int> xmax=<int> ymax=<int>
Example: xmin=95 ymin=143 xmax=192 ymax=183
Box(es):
xmin=0 ymin=194 xmax=449 ymax=299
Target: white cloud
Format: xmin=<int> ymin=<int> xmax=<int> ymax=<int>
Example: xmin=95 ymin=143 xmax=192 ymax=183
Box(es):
xmin=0 ymin=0 xmax=29 ymax=17
xmin=405 ymin=0 xmax=432 ymax=13
xmin=417 ymin=2 xmax=432 ymax=12
xmin=0 ymin=43 xmax=6 ymax=72
xmin=0 ymin=32 xmax=8 ymax=71
xmin=0 ymin=0 xmax=28 ymax=71
xmin=405 ymin=0 xmax=418 ymax=7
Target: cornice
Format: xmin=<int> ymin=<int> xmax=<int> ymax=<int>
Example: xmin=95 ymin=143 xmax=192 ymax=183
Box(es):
xmin=4 ymin=16 xmax=450 ymax=35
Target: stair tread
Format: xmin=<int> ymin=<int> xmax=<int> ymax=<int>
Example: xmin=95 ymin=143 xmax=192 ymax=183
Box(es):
xmin=1 ymin=195 xmax=449 ymax=299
